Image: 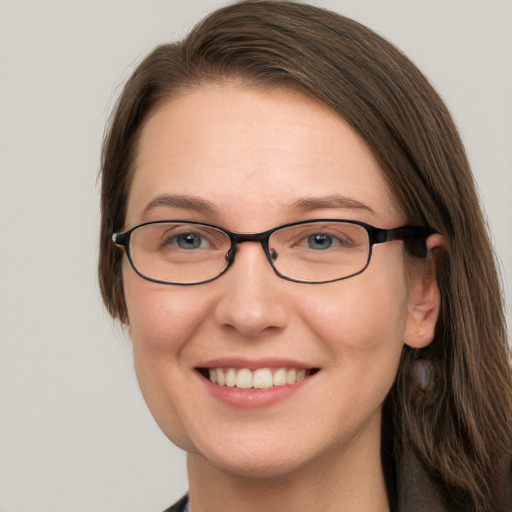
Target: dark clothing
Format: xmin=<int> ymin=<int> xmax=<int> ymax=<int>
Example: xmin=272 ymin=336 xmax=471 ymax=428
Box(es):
xmin=163 ymin=484 xmax=512 ymax=512
xmin=162 ymin=494 xmax=188 ymax=512
xmin=161 ymin=403 xmax=512 ymax=511
xmin=162 ymin=461 xmax=512 ymax=512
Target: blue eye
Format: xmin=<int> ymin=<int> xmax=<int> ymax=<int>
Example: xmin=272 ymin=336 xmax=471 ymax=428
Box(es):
xmin=159 ymin=225 xmax=223 ymax=252
xmin=175 ymin=232 xmax=204 ymax=249
xmin=307 ymin=234 xmax=333 ymax=250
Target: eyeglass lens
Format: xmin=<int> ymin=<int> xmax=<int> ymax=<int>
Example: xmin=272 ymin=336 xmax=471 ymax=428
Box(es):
xmin=127 ymin=221 xmax=371 ymax=284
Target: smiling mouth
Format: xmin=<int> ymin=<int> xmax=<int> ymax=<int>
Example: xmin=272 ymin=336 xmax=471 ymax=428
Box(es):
xmin=197 ymin=367 xmax=319 ymax=389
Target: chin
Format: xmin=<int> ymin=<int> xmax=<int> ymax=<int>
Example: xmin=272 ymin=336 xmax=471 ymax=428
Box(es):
xmin=201 ymin=449 xmax=312 ymax=480
xmin=183 ymin=427 xmax=339 ymax=481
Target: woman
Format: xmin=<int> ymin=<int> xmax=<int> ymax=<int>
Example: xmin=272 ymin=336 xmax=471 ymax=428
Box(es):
xmin=98 ymin=1 xmax=512 ymax=510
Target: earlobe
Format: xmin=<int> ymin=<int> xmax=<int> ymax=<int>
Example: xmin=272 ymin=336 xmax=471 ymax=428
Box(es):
xmin=403 ymin=234 xmax=446 ymax=349
xmin=403 ymin=275 xmax=440 ymax=348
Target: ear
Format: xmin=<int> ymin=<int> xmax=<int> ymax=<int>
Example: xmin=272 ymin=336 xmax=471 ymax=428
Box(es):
xmin=403 ymin=234 xmax=446 ymax=349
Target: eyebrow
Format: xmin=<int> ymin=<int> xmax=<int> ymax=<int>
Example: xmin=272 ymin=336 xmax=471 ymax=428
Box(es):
xmin=142 ymin=193 xmax=376 ymax=218
xmin=143 ymin=194 xmax=217 ymax=217
xmin=288 ymin=195 xmax=376 ymax=216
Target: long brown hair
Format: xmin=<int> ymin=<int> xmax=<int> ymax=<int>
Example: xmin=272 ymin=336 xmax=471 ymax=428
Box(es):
xmin=99 ymin=1 xmax=512 ymax=509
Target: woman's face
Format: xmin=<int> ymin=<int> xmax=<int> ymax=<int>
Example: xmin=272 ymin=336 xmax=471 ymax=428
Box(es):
xmin=122 ymin=84 xmax=427 ymax=478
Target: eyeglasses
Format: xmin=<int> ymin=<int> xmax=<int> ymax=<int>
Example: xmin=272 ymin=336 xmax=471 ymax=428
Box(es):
xmin=112 ymin=219 xmax=434 ymax=285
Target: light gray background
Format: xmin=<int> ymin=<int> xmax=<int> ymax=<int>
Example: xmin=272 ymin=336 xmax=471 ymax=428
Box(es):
xmin=0 ymin=1 xmax=510 ymax=511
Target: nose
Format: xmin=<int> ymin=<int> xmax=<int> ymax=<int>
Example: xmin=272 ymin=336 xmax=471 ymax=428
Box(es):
xmin=214 ymin=242 xmax=289 ymax=338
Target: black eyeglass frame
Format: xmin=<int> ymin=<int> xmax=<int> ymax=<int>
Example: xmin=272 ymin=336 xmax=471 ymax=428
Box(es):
xmin=112 ymin=219 xmax=435 ymax=286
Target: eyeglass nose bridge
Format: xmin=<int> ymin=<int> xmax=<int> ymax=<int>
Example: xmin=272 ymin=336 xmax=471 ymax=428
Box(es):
xmin=224 ymin=230 xmax=278 ymax=273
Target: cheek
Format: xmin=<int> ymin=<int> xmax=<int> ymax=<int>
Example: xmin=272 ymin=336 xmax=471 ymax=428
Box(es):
xmin=124 ymin=275 xmax=213 ymax=396
xmin=301 ymin=278 xmax=408 ymax=424
xmin=296 ymin=255 xmax=410 ymax=378
xmin=123 ymin=266 xmax=214 ymax=451
xmin=301 ymin=283 xmax=408 ymax=347
xmin=123 ymin=257 xmax=210 ymax=350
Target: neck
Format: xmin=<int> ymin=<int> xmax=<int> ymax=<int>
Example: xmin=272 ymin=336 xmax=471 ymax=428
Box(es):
xmin=186 ymin=415 xmax=390 ymax=512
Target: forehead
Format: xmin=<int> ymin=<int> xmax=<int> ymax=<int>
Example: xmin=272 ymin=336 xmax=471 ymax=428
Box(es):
xmin=127 ymin=84 xmax=402 ymax=229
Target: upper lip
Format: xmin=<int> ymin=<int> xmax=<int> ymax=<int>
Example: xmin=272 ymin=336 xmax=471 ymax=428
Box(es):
xmin=196 ymin=356 xmax=318 ymax=370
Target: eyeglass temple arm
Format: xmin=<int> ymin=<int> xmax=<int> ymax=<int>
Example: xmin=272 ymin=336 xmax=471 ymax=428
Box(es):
xmin=112 ymin=232 xmax=127 ymax=246
xmin=375 ymin=226 xmax=435 ymax=259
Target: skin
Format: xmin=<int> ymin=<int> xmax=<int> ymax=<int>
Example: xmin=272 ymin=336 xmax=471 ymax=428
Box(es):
xmin=122 ymin=84 xmax=442 ymax=512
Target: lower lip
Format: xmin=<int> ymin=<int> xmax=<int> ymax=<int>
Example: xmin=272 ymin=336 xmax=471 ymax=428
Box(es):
xmin=199 ymin=373 xmax=315 ymax=409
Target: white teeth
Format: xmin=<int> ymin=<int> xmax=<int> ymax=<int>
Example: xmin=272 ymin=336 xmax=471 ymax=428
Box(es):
xmin=286 ymin=369 xmax=297 ymax=385
xmin=206 ymin=367 xmax=311 ymax=389
xmin=253 ymin=368 xmax=273 ymax=389
xmin=236 ymin=368 xmax=253 ymax=389
xmin=225 ymin=368 xmax=236 ymax=387
xmin=272 ymin=368 xmax=287 ymax=386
